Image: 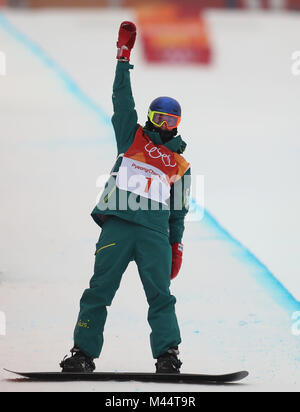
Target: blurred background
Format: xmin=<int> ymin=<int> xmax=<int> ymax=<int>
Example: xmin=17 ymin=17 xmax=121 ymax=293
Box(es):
xmin=2 ymin=0 xmax=300 ymax=10
xmin=1 ymin=0 xmax=300 ymax=391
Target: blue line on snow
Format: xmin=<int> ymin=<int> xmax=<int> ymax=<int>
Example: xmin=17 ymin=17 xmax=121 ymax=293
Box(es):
xmin=0 ymin=12 xmax=111 ymax=126
xmin=1 ymin=12 xmax=299 ymax=314
xmin=190 ymin=199 xmax=300 ymax=313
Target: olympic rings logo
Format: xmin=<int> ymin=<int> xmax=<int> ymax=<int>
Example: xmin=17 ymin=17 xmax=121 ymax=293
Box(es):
xmin=145 ymin=142 xmax=177 ymax=168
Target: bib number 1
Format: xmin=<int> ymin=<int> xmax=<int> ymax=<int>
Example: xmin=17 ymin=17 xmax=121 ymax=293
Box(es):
xmin=116 ymin=157 xmax=171 ymax=205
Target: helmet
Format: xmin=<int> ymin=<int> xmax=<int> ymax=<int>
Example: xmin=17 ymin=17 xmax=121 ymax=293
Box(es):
xmin=148 ymin=97 xmax=182 ymax=130
xmin=149 ymin=97 xmax=181 ymax=117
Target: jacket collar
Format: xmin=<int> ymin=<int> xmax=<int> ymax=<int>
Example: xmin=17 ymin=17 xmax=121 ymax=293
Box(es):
xmin=143 ymin=128 xmax=187 ymax=154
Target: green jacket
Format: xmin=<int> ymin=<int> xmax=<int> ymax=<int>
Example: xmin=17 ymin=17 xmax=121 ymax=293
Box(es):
xmin=91 ymin=61 xmax=191 ymax=244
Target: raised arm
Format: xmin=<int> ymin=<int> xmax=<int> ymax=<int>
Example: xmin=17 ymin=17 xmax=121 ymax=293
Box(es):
xmin=111 ymin=22 xmax=138 ymax=154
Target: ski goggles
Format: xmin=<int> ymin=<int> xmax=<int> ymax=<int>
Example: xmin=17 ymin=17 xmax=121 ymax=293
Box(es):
xmin=148 ymin=109 xmax=181 ymax=130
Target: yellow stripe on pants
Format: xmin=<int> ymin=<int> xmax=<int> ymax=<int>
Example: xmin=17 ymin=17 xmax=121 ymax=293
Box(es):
xmin=95 ymin=243 xmax=116 ymax=256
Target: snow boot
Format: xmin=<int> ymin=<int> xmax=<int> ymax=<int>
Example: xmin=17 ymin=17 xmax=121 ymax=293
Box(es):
xmin=155 ymin=347 xmax=182 ymax=374
xmin=60 ymin=347 xmax=96 ymax=373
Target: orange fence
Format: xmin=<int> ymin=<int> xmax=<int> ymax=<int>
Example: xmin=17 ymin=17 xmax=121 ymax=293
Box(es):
xmin=26 ymin=0 xmax=108 ymax=7
xmin=137 ymin=4 xmax=212 ymax=65
xmin=125 ymin=0 xmax=300 ymax=9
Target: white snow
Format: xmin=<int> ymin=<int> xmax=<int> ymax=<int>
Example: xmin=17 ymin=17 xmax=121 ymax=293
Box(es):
xmin=0 ymin=8 xmax=300 ymax=392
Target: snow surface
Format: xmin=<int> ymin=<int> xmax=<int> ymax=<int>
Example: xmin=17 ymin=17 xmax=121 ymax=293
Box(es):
xmin=0 ymin=8 xmax=300 ymax=392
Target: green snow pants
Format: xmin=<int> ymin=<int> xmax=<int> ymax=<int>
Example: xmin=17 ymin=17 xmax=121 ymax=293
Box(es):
xmin=73 ymin=216 xmax=181 ymax=359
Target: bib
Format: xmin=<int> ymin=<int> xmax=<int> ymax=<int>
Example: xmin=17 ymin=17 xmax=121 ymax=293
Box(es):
xmin=116 ymin=127 xmax=190 ymax=205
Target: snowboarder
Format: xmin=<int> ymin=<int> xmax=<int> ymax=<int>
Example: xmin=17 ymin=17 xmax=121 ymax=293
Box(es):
xmin=60 ymin=21 xmax=191 ymax=374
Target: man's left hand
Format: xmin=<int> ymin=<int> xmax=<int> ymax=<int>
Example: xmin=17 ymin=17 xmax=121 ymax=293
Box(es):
xmin=171 ymin=243 xmax=183 ymax=280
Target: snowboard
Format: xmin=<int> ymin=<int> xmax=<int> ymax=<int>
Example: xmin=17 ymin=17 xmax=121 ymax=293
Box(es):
xmin=4 ymin=369 xmax=249 ymax=384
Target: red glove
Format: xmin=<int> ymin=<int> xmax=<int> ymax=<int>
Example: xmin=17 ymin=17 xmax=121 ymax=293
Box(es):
xmin=171 ymin=243 xmax=183 ymax=280
xmin=116 ymin=21 xmax=137 ymax=61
